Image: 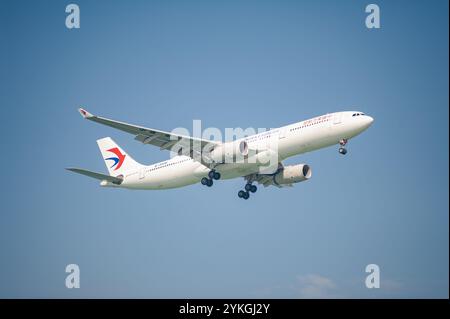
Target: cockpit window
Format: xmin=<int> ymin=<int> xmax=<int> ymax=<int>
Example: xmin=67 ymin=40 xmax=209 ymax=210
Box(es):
xmin=352 ymin=112 xmax=365 ymax=117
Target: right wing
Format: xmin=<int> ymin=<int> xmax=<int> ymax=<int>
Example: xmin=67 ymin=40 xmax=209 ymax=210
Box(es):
xmin=66 ymin=168 xmax=123 ymax=185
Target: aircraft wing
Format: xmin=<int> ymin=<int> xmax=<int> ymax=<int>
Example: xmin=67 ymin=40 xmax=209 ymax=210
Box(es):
xmin=78 ymin=108 xmax=221 ymax=156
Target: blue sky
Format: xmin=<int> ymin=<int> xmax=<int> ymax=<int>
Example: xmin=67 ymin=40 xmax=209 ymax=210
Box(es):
xmin=1 ymin=0 xmax=448 ymax=298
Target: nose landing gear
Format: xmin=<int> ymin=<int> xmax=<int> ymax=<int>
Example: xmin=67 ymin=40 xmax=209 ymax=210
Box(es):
xmin=339 ymin=138 xmax=348 ymax=155
xmin=339 ymin=147 xmax=347 ymax=155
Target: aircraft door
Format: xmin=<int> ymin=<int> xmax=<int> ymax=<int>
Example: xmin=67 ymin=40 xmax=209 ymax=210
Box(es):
xmin=333 ymin=113 xmax=342 ymax=124
xmin=139 ymin=167 xmax=146 ymax=180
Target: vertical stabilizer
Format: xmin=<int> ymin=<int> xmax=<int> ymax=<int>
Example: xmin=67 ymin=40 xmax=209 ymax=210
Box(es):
xmin=97 ymin=137 xmax=142 ymax=176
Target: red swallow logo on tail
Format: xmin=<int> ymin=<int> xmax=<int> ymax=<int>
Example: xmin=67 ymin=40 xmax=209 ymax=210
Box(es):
xmin=105 ymin=147 xmax=126 ymax=170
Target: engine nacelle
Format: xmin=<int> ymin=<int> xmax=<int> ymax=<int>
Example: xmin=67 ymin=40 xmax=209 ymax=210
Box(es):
xmin=209 ymin=140 xmax=249 ymax=163
xmin=274 ymin=164 xmax=312 ymax=185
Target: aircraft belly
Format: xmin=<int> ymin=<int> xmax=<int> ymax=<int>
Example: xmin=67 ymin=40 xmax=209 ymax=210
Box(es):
xmin=156 ymin=161 xmax=201 ymax=189
xmin=216 ymin=163 xmax=259 ymax=179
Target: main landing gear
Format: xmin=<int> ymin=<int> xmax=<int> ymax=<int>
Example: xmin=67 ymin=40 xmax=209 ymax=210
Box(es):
xmin=201 ymin=169 xmax=221 ymax=187
xmin=338 ymin=138 xmax=348 ymax=155
xmin=238 ymin=183 xmax=257 ymax=200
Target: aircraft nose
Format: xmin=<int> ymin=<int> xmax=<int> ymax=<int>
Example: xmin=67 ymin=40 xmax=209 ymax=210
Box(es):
xmin=363 ymin=115 xmax=374 ymax=128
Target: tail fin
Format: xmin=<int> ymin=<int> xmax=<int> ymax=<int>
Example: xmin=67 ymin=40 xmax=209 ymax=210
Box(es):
xmin=97 ymin=137 xmax=143 ymax=176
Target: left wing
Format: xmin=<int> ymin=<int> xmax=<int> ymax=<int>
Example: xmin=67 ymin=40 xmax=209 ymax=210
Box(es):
xmin=78 ymin=108 xmax=220 ymax=159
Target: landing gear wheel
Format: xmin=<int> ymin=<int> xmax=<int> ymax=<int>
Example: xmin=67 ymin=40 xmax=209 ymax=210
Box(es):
xmin=250 ymin=185 xmax=257 ymax=193
xmin=208 ymin=170 xmax=221 ymax=180
xmin=201 ymin=177 xmax=209 ymax=185
xmin=245 ymin=183 xmax=252 ymax=192
xmin=238 ymin=190 xmax=250 ymax=199
xmin=338 ymin=139 xmax=348 ymax=155
xmin=339 ymin=147 xmax=347 ymax=155
xmin=206 ymin=178 xmax=213 ymax=187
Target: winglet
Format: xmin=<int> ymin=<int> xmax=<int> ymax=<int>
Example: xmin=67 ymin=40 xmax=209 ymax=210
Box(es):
xmin=78 ymin=107 xmax=94 ymax=119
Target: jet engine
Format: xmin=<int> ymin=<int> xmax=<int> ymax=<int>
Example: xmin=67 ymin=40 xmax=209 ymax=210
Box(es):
xmin=273 ymin=164 xmax=312 ymax=185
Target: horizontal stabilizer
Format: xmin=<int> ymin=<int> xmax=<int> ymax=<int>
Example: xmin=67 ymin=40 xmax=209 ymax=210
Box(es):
xmin=66 ymin=168 xmax=123 ymax=185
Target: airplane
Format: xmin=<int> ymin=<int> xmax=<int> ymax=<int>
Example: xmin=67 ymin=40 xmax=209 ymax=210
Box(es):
xmin=67 ymin=108 xmax=374 ymax=199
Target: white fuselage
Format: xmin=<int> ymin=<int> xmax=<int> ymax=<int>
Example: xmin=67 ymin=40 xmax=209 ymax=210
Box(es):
xmin=113 ymin=111 xmax=373 ymax=190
